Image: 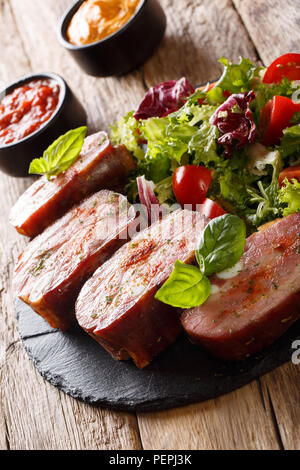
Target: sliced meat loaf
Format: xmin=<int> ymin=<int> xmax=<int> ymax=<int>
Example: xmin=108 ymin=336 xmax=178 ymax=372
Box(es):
xmin=13 ymin=190 xmax=136 ymax=330
xmin=76 ymin=209 xmax=208 ymax=368
xmin=181 ymin=213 xmax=300 ymax=360
xmin=10 ymin=132 xmax=135 ymax=237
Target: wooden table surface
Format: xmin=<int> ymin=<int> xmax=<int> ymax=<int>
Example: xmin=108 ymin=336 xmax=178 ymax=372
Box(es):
xmin=0 ymin=0 xmax=300 ymax=450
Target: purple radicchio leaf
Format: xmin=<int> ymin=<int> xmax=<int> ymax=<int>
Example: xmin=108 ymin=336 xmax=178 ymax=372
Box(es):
xmin=209 ymin=91 xmax=258 ymax=156
xmin=137 ymin=175 xmax=167 ymax=222
xmin=134 ymin=78 xmax=195 ymax=120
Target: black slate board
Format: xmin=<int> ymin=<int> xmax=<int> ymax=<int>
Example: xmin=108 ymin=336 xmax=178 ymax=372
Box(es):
xmin=16 ymin=298 xmax=300 ymax=412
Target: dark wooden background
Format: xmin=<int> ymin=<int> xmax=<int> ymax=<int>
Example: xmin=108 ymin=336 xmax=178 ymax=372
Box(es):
xmin=0 ymin=0 xmax=299 ymax=450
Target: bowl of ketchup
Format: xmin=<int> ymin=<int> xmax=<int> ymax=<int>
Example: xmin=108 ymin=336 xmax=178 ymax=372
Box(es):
xmin=0 ymin=73 xmax=87 ymax=177
xmin=58 ymin=0 xmax=166 ymax=77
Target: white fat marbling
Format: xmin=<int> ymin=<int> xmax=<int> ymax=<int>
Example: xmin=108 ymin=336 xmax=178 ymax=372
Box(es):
xmin=216 ymin=260 xmax=243 ymax=280
xmin=210 ymin=284 xmax=220 ymax=295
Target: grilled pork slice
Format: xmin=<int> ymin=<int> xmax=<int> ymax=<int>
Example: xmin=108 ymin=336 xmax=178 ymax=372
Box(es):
xmin=10 ymin=132 xmax=135 ymax=237
xmin=13 ymin=191 xmax=136 ymax=331
xmin=76 ymin=209 xmax=208 ymax=368
xmin=182 ymin=213 xmax=300 ymax=361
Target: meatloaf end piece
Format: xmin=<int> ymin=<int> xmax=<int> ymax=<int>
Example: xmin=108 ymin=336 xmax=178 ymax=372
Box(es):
xmin=9 ymin=132 xmax=135 ymax=237
xmin=181 ymin=213 xmax=300 ymax=361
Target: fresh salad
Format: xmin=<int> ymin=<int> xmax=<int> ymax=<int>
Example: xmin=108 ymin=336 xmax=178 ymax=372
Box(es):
xmin=111 ymin=53 xmax=300 ymax=230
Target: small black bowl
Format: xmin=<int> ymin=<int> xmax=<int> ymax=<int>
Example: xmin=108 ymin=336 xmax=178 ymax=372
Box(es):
xmin=58 ymin=0 xmax=166 ymax=77
xmin=0 ymin=73 xmax=87 ymax=177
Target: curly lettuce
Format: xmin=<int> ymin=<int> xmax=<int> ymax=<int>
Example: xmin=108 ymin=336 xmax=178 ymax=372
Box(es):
xmin=110 ymin=111 xmax=145 ymax=160
xmin=279 ymin=178 xmax=300 ymax=216
xmin=247 ymin=150 xmax=283 ymax=226
xmin=140 ymin=102 xmax=220 ymax=167
xmin=111 ymin=56 xmax=300 ymax=228
xmin=211 ymin=57 xmax=262 ymax=97
xmin=278 ymin=124 xmax=300 ymax=158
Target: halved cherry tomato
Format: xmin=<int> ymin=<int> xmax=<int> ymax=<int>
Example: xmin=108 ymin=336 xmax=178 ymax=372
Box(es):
xmin=199 ymin=82 xmax=216 ymax=92
xmin=173 ymin=165 xmax=213 ymax=208
xmin=263 ymin=53 xmax=300 ymax=84
xmin=198 ymin=82 xmax=216 ymax=105
xmin=279 ymin=165 xmax=300 ymax=186
xmin=199 ymin=198 xmax=227 ymax=219
xmin=260 ymin=95 xmax=300 ymax=146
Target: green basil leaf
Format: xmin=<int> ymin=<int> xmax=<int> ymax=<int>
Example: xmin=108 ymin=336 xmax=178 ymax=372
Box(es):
xmin=155 ymin=260 xmax=211 ymax=309
xmin=197 ymin=214 xmax=246 ymax=276
xmin=29 ymin=126 xmax=87 ymax=180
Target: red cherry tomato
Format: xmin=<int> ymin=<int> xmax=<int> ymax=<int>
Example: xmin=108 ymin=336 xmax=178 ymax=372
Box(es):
xmin=260 ymin=95 xmax=300 ymax=146
xmin=173 ymin=165 xmax=213 ymax=208
xmin=263 ymin=53 xmax=300 ymax=83
xmin=198 ymin=82 xmax=216 ymax=92
xmin=199 ymin=198 xmax=227 ymax=219
xmin=197 ymin=82 xmax=216 ymax=105
xmin=279 ymin=165 xmax=300 ymax=186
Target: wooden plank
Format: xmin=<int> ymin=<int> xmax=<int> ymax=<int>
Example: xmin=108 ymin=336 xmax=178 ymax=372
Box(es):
xmin=233 ymin=0 xmax=300 ymax=65
xmin=0 ymin=0 xmax=32 ymax=449
xmin=260 ymin=363 xmax=300 ymax=450
xmin=0 ymin=0 xmax=31 ymax=87
xmin=0 ymin=403 xmax=8 ymax=450
xmin=1 ymin=342 xmax=141 ymax=450
xmin=0 ymin=0 xmax=143 ymax=450
xmin=144 ymin=0 xmax=259 ymax=87
xmin=138 ymin=381 xmax=279 ymax=450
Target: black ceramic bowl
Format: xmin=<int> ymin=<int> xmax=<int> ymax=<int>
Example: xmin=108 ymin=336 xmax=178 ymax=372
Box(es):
xmin=58 ymin=0 xmax=166 ymax=77
xmin=0 ymin=73 xmax=87 ymax=177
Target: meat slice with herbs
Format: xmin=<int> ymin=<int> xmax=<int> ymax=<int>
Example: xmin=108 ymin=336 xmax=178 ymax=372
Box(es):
xmin=76 ymin=209 xmax=208 ymax=368
xmin=181 ymin=213 xmax=300 ymax=361
xmin=13 ymin=191 xmax=136 ymax=331
xmin=10 ymin=132 xmax=135 ymax=237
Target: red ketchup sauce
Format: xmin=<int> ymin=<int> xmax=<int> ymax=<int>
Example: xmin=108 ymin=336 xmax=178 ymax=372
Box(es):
xmin=0 ymin=79 xmax=60 ymax=146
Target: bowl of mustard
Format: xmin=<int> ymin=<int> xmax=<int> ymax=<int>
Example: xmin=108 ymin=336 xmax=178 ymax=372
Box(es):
xmin=58 ymin=0 xmax=166 ymax=77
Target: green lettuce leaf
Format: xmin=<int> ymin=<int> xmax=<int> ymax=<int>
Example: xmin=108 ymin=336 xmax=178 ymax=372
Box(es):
xmin=247 ymin=150 xmax=282 ymax=226
xmin=278 ymin=178 xmax=300 ymax=216
xmin=278 ymin=124 xmax=300 ymax=158
xmin=154 ymin=176 xmax=175 ymax=205
xmin=110 ymin=111 xmax=145 ymax=160
xmin=142 ymin=104 xmax=220 ymax=167
xmin=189 ymin=120 xmax=220 ymax=165
xmin=216 ymin=57 xmax=261 ymax=94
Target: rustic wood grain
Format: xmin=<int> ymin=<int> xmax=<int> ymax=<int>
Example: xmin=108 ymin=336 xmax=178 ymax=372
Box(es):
xmin=233 ymin=0 xmax=300 ymax=65
xmin=0 ymin=0 xmax=299 ymax=451
xmin=138 ymin=381 xmax=280 ymax=450
xmin=260 ymin=362 xmax=300 ymax=450
xmin=0 ymin=402 xmax=8 ymax=450
xmin=2 ymin=342 xmax=141 ymax=450
xmin=144 ymin=0 xmax=259 ymax=86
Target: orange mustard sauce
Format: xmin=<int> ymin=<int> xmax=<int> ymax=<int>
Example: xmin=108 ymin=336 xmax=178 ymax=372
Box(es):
xmin=67 ymin=0 xmax=141 ymax=45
